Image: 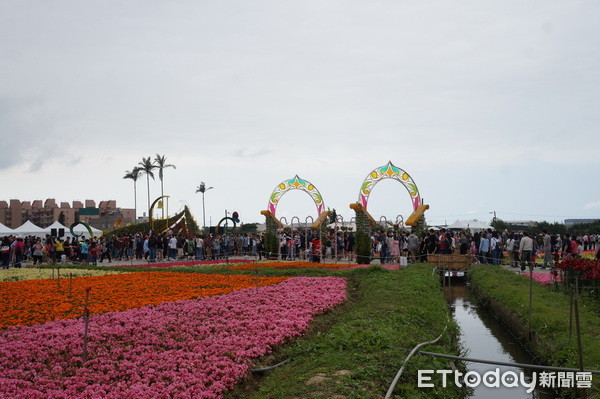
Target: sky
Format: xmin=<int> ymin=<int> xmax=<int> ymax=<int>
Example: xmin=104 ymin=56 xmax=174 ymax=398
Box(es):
xmin=1 ymin=0 xmax=599 ymax=228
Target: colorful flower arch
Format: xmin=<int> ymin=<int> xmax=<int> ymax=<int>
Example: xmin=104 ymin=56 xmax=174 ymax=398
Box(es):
xmin=358 ymin=161 xmax=422 ymax=211
xmin=268 ymin=175 xmax=325 ymax=218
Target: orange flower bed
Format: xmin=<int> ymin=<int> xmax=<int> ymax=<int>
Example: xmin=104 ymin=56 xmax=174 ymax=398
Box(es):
xmin=0 ymin=272 xmax=287 ymax=329
xmin=228 ymin=261 xmax=356 ymax=270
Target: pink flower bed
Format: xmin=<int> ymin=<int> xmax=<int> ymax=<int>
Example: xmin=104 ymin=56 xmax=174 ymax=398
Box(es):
xmin=520 ymin=272 xmax=562 ymax=285
xmin=0 ymin=277 xmax=347 ymax=398
xmin=113 ymin=259 xmax=250 ymax=268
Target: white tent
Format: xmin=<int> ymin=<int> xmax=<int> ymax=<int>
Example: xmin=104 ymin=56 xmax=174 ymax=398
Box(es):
xmin=44 ymin=221 xmax=68 ymax=237
xmin=12 ymin=220 xmax=47 ymax=237
xmin=447 ymin=220 xmax=493 ymax=232
xmin=326 ymin=222 xmax=357 ymax=231
xmin=0 ymin=222 xmax=14 ymax=237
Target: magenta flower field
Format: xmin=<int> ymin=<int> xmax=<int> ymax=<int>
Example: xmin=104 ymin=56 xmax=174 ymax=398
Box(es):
xmin=0 ymin=277 xmax=347 ymax=399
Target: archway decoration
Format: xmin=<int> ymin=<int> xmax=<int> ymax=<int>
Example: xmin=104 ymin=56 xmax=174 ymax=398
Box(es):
xmin=351 ymin=162 xmax=429 ymax=263
xmin=358 ymin=161 xmax=422 ymax=211
xmin=216 ymin=217 xmax=238 ymax=233
xmin=70 ymin=222 xmax=94 ymax=239
xmin=149 ymin=195 xmax=170 ymax=230
xmin=268 ymin=175 xmax=325 ymax=218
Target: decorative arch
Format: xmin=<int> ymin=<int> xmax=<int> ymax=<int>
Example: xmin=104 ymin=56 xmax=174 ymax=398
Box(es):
xmin=149 ymin=195 xmax=170 ymax=229
xmin=268 ymin=175 xmax=325 ymax=217
xmin=70 ymin=221 xmax=94 ymax=239
xmin=358 ymin=161 xmax=422 ymax=211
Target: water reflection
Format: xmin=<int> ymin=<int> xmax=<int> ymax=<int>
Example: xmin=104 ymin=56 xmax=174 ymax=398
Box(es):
xmin=444 ymin=283 xmax=553 ymax=398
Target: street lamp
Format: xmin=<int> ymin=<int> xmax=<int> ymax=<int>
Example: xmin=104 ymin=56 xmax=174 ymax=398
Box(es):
xmin=490 ymin=211 xmax=497 ymax=226
xmin=195 ymin=182 xmax=214 ymax=229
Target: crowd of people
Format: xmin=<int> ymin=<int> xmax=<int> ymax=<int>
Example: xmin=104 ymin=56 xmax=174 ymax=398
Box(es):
xmin=1 ymin=228 xmax=599 ymax=269
xmin=0 ymin=231 xmax=269 ymax=268
xmin=366 ymin=229 xmax=600 ymax=271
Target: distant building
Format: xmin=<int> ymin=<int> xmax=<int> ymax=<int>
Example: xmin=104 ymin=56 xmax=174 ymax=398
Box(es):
xmin=0 ymin=199 xmax=135 ymax=230
xmin=505 ymin=220 xmax=538 ymax=228
xmin=564 ymin=219 xmax=599 ymax=227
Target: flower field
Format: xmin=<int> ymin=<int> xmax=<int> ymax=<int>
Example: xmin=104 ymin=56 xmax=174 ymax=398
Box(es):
xmin=0 ymin=277 xmax=347 ymax=398
xmin=227 ymin=261 xmax=355 ymax=270
xmin=0 ymin=272 xmax=288 ymax=329
xmin=111 ymin=259 xmax=251 ymax=268
xmin=0 ymin=267 xmax=124 ymax=282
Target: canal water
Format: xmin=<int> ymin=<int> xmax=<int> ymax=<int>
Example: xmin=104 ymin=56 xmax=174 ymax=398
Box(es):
xmin=443 ymin=282 xmax=554 ymax=398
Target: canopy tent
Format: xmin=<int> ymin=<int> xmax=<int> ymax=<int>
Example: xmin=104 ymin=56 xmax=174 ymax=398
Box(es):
xmin=447 ymin=220 xmax=493 ymax=232
xmin=0 ymin=222 xmax=14 ymax=237
xmin=12 ymin=220 xmax=47 ymax=237
xmin=43 ymin=221 xmax=68 ymax=237
xmin=326 ymin=222 xmax=357 ymax=231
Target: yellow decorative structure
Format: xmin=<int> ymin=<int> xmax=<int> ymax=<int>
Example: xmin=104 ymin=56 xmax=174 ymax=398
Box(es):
xmin=260 ymin=210 xmax=283 ymax=228
xmin=405 ymin=204 xmax=430 ymax=226
xmin=349 ymin=203 xmax=376 ymax=226
xmin=311 ymin=211 xmax=331 ymax=229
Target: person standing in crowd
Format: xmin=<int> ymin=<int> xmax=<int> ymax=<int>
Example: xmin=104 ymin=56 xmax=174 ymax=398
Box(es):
xmin=570 ymin=235 xmax=581 ymax=259
xmin=168 ymin=235 xmax=178 ymax=260
xmin=542 ymin=230 xmax=553 ymax=269
xmin=148 ymin=234 xmax=157 ymax=262
xmin=1 ymin=237 xmax=11 ymax=268
xmin=407 ymin=231 xmax=419 ymax=263
xmin=505 ymin=234 xmax=515 ymax=268
xmin=195 ymin=234 xmax=204 ymax=261
xmin=11 ymin=236 xmax=25 ymax=268
xmin=478 ymin=233 xmax=490 ymax=264
xmin=186 ymin=236 xmax=196 ymax=260
xmin=32 ymin=238 xmax=44 ymax=265
xmin=459 ymin=233 xmax=469 ymax=255
xmin=391 ymin=234 xmax=400 ymax=263
xmin=490 ymin=231 xmax=502 ymax=265
xmin=311 ymin=235 xmax=322 ymax=263
xmin=80 ymin=239 xmax=89 ymax=264
xmin=519 ymin=231 xmax=534 ymax=272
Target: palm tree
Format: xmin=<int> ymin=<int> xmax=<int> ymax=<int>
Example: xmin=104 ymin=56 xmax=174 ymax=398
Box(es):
xmin=153 ymin=154 xmax=176 ymax=219
xmin=138 ymin=157 xmax=156 ymax=218
xmin=123 ymin=167 xmax=142 ymax=221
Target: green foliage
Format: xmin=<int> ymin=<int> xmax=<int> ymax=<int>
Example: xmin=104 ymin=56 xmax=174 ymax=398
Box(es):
xmin=354 ymin=209 xmax=372 ymax=264
xmin=103 ymin=206 xmax=199 ymax=237
xmin=568 ymin=219 xmax=600 ymax=234
xmin=264 ymin=216 xmax=279 ymax=258
xmin=183 ymin=206 xmax=200 ymax=235
xmin=411 ymin=214 xmax=428 ymax=237
xmin=492 ymin=218 xmax=600 ymax=235
xmin=239 ymin=223 xmax=259 ymax=233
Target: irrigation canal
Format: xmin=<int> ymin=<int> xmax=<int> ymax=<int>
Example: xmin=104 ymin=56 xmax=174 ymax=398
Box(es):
xmin=443 ymin=282 xmax=554 ymax=398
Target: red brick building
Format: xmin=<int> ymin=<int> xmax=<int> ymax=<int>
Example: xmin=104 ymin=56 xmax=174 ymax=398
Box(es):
xmin=0 ymin=199 xmax=135 ymax=230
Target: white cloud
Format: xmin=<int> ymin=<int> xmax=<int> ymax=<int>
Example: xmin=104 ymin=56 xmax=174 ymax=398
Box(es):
xmin=585 ymin=201 xmax=600 ymax=210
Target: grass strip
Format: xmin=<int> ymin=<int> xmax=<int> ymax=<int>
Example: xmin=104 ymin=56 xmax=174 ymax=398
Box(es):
xmin=469 ymin=264 xmax=600 ymax=394
xmin=225 ymin=264 xmax=462 ymax=399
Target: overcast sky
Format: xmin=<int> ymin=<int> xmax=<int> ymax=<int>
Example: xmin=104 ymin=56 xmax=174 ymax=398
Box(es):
xmin=1 ymin=0 xmax=599 ymax=227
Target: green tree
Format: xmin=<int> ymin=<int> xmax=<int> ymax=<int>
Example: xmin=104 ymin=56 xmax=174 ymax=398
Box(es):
xmin=153 ymin=154 xmax=176 ymax=219
xmin=490 ymin=218 xmax=509 ymax=232
xmin=123 ymin=167 xmax=142 ymax=221
xmin=58 ymin=211 xmax=66 ymax=226
xmin=138 ymin=157 xmax=156 ymax=218
xmin=240 ymin=223 xmax=259 ymax=233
